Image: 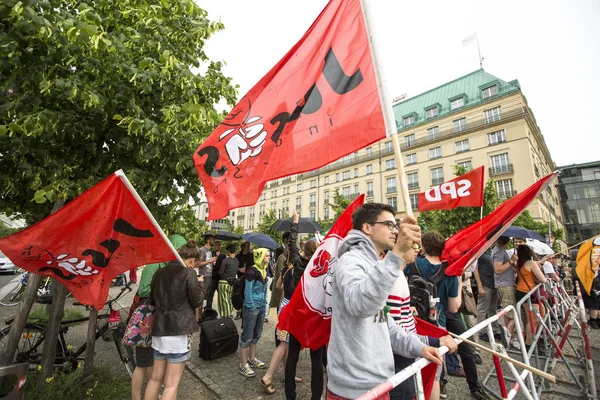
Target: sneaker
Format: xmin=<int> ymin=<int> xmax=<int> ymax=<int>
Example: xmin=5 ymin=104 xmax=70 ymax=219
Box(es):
xmin=239 ymin=363 xmax=256 ymax=377
xmin=248 ymin=358 xmax=267 ymax=369
xmin=471 ymin=389 xmax=492 ymax=399
xmin=440 ymin=381 xmax=447 ymax=399
xmin=501 ymin=326 xmax=511 ymax=349
xmin=510 ymin=338 xmax=521 ymax=350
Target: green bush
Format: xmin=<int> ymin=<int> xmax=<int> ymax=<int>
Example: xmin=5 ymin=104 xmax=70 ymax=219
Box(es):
xmin=23 ymin=366 xmax=130 ymax=400
xmin=28 ymin=307 xmax=86 ymax=325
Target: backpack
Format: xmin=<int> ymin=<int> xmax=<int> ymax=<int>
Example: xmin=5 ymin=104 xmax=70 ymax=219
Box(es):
xmin=406 ymin=261 xmax=448 ymax=325
xmin=231 ymin=266 xmax=263 ymax=310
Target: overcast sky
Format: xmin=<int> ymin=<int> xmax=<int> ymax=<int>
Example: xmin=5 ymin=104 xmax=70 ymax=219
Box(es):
xmin=196 ymin=0 xmax=599 ymax=167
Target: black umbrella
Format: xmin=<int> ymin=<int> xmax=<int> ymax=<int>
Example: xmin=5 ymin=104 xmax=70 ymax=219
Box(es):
xmin=241 ymin=233 xmax=278 ymax=250
xmin=207 ymin=230 xmax=242 ymax=241
xmin=270 ymin=217 xmax=322 ymax=234
xmin=503 ymin=226 xmax=545 ymax=242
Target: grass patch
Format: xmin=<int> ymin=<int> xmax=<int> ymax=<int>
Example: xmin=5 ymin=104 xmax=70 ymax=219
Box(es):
xmin=28 ymin=307 xmax=86 ymax=325
xmin=23 ymin=366 xmax=130 ymax=400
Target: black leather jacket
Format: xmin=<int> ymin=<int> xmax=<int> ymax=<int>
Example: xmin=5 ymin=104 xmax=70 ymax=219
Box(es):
xmin=149 ymin=261 xmax=204 ymax=337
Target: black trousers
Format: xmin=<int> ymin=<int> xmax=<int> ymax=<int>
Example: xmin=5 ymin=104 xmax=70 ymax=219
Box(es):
xmin=285 ymin=334 xmax=324 ymax=400
xmin=390 ymin=354 xmax=416 ymax=400
xmin=445 ymin=311 xmax=482 ymax=393
xmin=205 ymin=276 xmax=218 ymax=309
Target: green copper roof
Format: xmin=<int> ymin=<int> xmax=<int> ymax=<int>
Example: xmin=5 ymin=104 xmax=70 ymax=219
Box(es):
xmin=392 ymin=69 xmax=521 ymax=131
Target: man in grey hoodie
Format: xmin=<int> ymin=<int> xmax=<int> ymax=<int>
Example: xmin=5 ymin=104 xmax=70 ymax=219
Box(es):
xmin=327 ymin=203 xmax=443 ymax=400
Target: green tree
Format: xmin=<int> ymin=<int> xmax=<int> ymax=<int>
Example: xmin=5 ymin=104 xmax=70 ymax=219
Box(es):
xmin=512 ymin=210 xmax=565 ymax=251
xmin=418 ymin=165 xmax=500 ymax=238
xmin=256 ymin=209 xmax=286 ymax=245
xmin=0 ymin=0 xmax=237 ymax=237
xmin=328 ymin=189 xmax=351 ymax=219
xmin=0 ymin=222 xmax=20 ymax=239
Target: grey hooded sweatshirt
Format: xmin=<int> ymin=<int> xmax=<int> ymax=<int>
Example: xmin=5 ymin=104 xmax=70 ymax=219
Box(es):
xmin=327 ymin=230 xmax=426 ymax=399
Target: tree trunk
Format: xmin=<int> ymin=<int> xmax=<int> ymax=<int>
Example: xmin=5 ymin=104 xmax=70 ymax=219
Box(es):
xmin=0 ymin=199 xmax=64 ymax=366
xmin=81 ymin=308 xmax=98 ymax=383
xmin=39 ymin=282 xmax=69 ymax=383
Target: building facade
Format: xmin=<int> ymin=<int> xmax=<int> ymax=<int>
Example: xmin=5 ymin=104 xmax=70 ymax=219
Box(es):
xmin=558 ymin=162 xmax=600 ymax=246
xmin=198 ymin=69 xmax=564 ymax=233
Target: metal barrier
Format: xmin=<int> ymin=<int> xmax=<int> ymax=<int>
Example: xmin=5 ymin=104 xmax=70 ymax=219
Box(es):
xmin=0 ymin=363 xmax=28 ymax=400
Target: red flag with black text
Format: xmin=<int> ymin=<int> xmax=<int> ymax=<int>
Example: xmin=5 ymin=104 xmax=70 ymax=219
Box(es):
xmin=415 ymin=318 xmax=448 ymax=400
xmin=418 ymin=166 xmax=485 ymax=212
xmin=0 ymin=172 xmax=176 ymax=310
xmin=193 ymin=0 xmax=385 ymax=220
xmin=442 ymin=172 xmax=558 ymax=276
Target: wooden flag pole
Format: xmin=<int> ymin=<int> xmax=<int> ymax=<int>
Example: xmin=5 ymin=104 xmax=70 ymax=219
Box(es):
xmin=359 ymin=0 xmax=413 ymax=217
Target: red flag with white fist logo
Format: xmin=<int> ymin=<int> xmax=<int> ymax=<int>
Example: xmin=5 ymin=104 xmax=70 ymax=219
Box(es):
xmin=417 ymin=166 xmax=485 ymax=212
xmin=0 ymin=171 xmax=177 ymax=310
xmin=193 ymin=0 xmax=385 ymax=220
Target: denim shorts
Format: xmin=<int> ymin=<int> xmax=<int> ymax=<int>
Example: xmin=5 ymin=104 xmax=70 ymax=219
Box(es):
xmin=153 ymin=349 xmax=190 ymax=364
xmin=240 ymin=306 xmax=265 ymax=348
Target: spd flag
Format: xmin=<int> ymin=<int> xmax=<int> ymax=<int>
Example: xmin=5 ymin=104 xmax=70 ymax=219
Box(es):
xmin=418 ymin=166 xmax=485 ymax=212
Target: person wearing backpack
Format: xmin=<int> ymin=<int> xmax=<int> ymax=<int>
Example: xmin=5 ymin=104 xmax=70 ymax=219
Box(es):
xmin=406 ymin=231 xmax=490 ymax=400
xmin=238 ymin=248 xmax=270 ymax=378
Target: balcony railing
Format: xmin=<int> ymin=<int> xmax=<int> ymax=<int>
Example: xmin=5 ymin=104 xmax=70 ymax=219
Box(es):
xmin=408 ymin=183 xmax=419 ymax=190
xmin=387 ymin=187 xmax=397 ymax=194
xmin=309 ymin=202 xmax=316 ymax=207
xmin=489 ymin=164 xmax=514 ymax=176
xmin=344 ymin=193 xmax=360 ymax=201
xmin=282 ymin=177 xmax=292 ymax=184
xmin=367 ymin=191 xmax=374 ymax=197
xmin=237 ymin=215 xmax=245 ymax=220
xmin=432 ymin=178 xmax=444 ymax=185
xmin=497 ymin=190 xmax=518 ymax=199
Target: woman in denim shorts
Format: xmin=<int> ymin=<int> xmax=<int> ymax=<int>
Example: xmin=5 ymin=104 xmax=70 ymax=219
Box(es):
xmin=145 ymin=240 xmax=205 ymax=400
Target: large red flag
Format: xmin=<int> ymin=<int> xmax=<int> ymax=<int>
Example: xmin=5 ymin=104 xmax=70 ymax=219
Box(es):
xmin=442 ymin=172 xmax=558 ymax=276
xmin=193 ymin=0 xmax=385 ymax=220
xmin=418 ymin=166 xmax=485 ymax=212
xmin=277 ymin=194 xmax=365 ymax=350
xmin=0 ymin=171 xmax=176 ymax=310
xmin=414 ymin=318 xmax=448 ymax=400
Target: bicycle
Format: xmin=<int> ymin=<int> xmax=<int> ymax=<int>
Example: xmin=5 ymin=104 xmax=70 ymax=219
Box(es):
xmin=0 ymin=272 xmax=74 ymax=307
xmin=0 ymin=281 xmax=136 ymax=376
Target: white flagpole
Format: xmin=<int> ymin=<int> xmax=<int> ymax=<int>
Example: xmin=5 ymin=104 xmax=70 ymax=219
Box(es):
xmin=114 ymin=170 xmax=186 ymax=266
xmin=359 ymin=0 xmax=414 ymax=217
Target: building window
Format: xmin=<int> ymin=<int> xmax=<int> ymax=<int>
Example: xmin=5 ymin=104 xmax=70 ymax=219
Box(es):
xmin=482 ymin=85 xmax=497 ymax=99
xmin=427 ymin=126 xmax=439 ymax=140
xmin=403 ymin=115 xmax=414 ymax=127
xmin=386 ymin=177 xmax=397 ymax=193
xmin=343 ymin=186 xmax=351 ymax=198
xmin=271 ymin=201 xmax=276 ymax=210
xmin=406 ymin=153 xmax=416 ymax=165
xmin=367 ymin=181 xmax=374 ymax=196
xmin=366 ymin=164 xmax=373 ymax=175
xmin=296 ymin=197 xmax=302 ymax=209
xmin=495 ymin=179 xmax=514 ymax=198
xmin=311 ymin=180 xmax=317 ymax=188
xmin=343 ymin=170 xmax=351 ymax=180
xmin=354 ymin=168 xmax=359 ymax=178
xmin=425 ymin=107 xmax=438 ymax=119
xmin=451 ymin=97 xmax=464 ymax=110
xmin=405 ymin=134 xmax=416 ymax=147
xmin=324 ymin=207 xmax=329 ymax=219
xmin=457 ymin=160 xmax=473 ymax=171
xmin=429 ymin=147 xmax=442 ymax=160
xmin=283 ymin=199 xmax=290 ymax=212
xmin=310 ymin=193 xmax=316 ymax=207
xmin=407 ymin=172 xmax=419 ymax=189
xmin=385 ymin=141 xmax=393 ymax=153
xmin=432 ymin=167 xmax=444 ymax=185
xmin=324 ymin=176 xmax=329 ymax=185
xmin=310 ymin=210 xmax=316 ymax=219
xmin=324 ymin=191 xmax=330 ymax=204
xmin=484 ymin=106 xmax=501 ymax=124
xmin=388 ymin=197 xmax=398 ymax=210
xmin=490 ymin=153 xmax=510 ymax=173
xmin=455 ymin=139 xmax=469 ymax=153
xmin=297 ymin=184 xmax=302 ymax=192
xmin=488 ymin=129 xmax=506 ymax=145
xmin=453 ymin=118 xmax=467 ymax=133
xmin=409 ymin=194 xmax=419 ymax=210
xmin=385 ymin=159 xmax=396 ymax=170
xmin=354 ymin=184 xmax=359 ymax=194
xmin=367 ymin=147 xmax=373 ymax=157
xmin=336 ymin=173 xmax=340 ymax=182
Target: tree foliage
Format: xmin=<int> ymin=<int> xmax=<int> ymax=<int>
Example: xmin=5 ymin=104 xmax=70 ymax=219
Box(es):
xmin=329 ymin=189 xmax=351 ymax=219
xmin=0 ymin=222 xmax=20 ymax=239
xmin=0 ymin=0 xmax=237 ymax=237
xmin=256 ymin=209 xmax=285 ymax=245
xmin=418 ymin=165 xmax=500 ymax=238
xmin=513 ymin=210 xmax=565 ymax=251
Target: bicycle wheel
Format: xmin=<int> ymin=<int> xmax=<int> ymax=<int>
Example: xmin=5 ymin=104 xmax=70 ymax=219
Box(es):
xmin=0 ymin=281 xmax=24 ymax=307
xmin=0 ymin=324 xmax=46 ymax=367
xmin=111 ymin=324 xmax=136 ymax=377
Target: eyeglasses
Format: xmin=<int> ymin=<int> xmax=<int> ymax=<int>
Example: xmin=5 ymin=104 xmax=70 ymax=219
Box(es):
xmin=370 ymin=221 xmax=400 ymax=231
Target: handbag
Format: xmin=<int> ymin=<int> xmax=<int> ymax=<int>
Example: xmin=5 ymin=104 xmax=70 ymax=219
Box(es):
xmin=459 ymin=285 xmax=477 ymax=317
xmin=122 ymin=300 xmax=155 ymax=347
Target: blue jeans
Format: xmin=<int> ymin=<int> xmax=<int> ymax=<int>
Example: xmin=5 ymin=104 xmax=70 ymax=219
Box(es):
xmin=240 ymin=306 xmax=265 ymax=348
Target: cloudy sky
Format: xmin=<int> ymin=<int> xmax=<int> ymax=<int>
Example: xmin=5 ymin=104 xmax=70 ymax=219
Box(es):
xmin=196 ymin=0 xmax=599 ymax=167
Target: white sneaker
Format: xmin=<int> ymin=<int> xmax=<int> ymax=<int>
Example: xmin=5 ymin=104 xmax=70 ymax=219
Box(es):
xmin=510 ymin=338 xmax=521 ymax=350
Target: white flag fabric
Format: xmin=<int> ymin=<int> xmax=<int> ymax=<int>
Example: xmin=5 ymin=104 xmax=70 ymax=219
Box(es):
xmin=462 ymin=32 xmax=477 ymax=46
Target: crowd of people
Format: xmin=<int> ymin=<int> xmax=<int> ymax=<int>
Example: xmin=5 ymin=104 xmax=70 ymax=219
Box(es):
xmin=126 ymin=203 xmax=577 ymax=400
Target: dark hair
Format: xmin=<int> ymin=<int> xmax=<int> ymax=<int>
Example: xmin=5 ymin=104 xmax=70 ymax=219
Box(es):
xmin=204 ymin=234 xmax=214 ymax=244
xmin=178 ymin=240 xmax=201 ymax=260
xmin=240 ymin=241 xmax=250 ymax=250
xmin=352 ymin=203 xmax=396 ymax=231
xmin=226 ymin=244 xmax=236 ymax=254
xmin=282 ymin=232 xmax=290 ymax=243
xmin=497 ymin=236 xmax=510 ymax=246
xmin=516 ymin=245 xmax=533 ymax=269
xmin=421 ymin=231 xmax=445 ymax=257
xmin=304 ymin=240 xmax=318 ymax=259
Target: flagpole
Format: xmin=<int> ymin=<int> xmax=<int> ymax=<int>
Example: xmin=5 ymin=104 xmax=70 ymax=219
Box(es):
xmin=359 ymin=0 xmax=414 ymax=217
xmin=476 ymin=32 xmax=483 ymax=68
xmin=114 ymin=170 xmax=187 ymax=266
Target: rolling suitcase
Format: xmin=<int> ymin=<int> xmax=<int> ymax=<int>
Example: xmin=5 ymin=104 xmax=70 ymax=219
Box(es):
xmin=199 ymin=317 xmax=239 ymax=360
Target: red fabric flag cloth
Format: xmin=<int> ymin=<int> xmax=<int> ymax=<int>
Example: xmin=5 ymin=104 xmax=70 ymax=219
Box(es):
xmin=277 ymin=194 xmax=365 ymax=350
xmin=418 ymin=166 xmax=484 ymax=212
xmin=442 ymin=172 xmax=558 ymax=276
xmin=414 ymin=318 xmax=448 ymax=400
xmin=193 ymin=0 xmax=385 ymax=220
xmin=0 ymin=172 xmax=176 ymax=310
